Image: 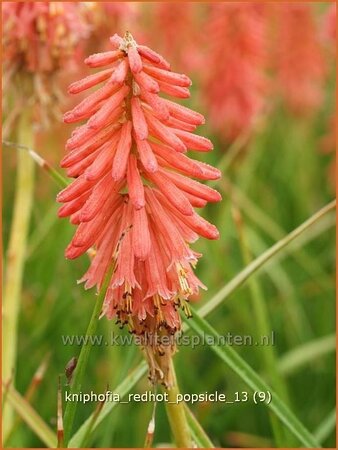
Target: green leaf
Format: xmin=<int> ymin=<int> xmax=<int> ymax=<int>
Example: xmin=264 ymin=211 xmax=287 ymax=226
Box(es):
xmin=4 ymin=384 xmax=57 ymax=448
xmin=314 ymin=408 xmax=336 ymax=444
xmin=278 ymin=334 xmax=336 ymax=376
xmin=219 ymin=177 xmax=334 ymax=290
xmin=63 ymin=266 xmax=114 ymax=445
xmin=184 ymin=404 xmax=214 ymax=448
xmin=69 ymin=362 xmax=147 ymax=448
xmin=198 ymin=200 xmax=336 ymax=318
xmin=182 ymin=309 xmax=321 ymax=448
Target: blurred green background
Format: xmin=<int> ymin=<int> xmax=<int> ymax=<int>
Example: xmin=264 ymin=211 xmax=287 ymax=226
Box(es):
xmin=2 ymin=2 xmax=336 ymax=448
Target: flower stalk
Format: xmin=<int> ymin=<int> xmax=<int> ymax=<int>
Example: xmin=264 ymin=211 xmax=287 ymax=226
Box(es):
xmin=2 ymin=108 xmax=35 ymax=440
xmin=164 ymin=359 xmax=192 ymax=448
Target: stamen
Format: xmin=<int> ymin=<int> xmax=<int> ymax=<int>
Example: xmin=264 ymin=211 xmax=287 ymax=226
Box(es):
xmin=176 ymin=263 xmax=193 ymax=296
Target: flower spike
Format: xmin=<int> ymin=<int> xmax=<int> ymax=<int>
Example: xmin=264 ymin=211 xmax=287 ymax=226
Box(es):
xmin=58 ymin=32 xmax=221 ymax=387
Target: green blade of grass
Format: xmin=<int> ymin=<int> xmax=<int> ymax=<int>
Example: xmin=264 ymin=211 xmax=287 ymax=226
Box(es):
xmin=182 ymin=309 xmax=320 ymax=448
xmin=3 ymin=140 xmax=68 ymax=188
xmin=184 ymin=404 xmax=214 ymax=448
xmin=198 ymin=200 xmax=336 ymax=319
xmin=63 ymin=266 xmax=114 ymax=445
xmin=26 ymin=205 xmax=59 ymax=259
xmin=3 ymin=112 xmax=36 ymax=438
xmin=219 ymin=177 xmax=333 ymax=290
xmin=277 ymin=334 xmax=336 ymax=376
xmin=246 ymin=227 xmax=313 ymax=342
xmin=4 ymin=384 xmax=57 ymax=448
xmin=314 ymin=408 xmax=336 ymax=444
xmin=69 ymin=362 xmax=147 ymax=448
xmin=232 ymin=204 xmax=292 ymax=446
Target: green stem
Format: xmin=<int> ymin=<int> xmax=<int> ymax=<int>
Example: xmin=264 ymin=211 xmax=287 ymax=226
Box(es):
xmin=63 ymin=268 xmax=113 ymax=446
xmin=164 ymin=360 xmax=192 ymax=448
xmin=2 ymin=110 xmax=35 ymax=440
xmin=3 ymin=140 xmax=68 ymax=188
xmin=184 ymin=404 xmax=214 ymax=448
xmin=233 ymin=205 xmax=292 ymax=445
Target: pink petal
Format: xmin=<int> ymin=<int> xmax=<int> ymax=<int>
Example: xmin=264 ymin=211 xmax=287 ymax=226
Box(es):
xmin=134 ymin=71 xmax=160 ymax=93
xmin=150 ymin=142 xmax=204 ymax=178
xmin=87 ymin=85 xmax=129 ymax=129
xmin=132 ymin=206 xmax=151 ymax=260
xmin=131 ymin=97 xmax=148 ymax=140
xmin=183 ymin=192 xmax=208 ymax=208
xmin=68 ymin=69 xmax=114 ymax=94
xmin=172 ymin=129 xmax=213 ymax=151
xmin=144 ymin=226 xmax=172 ymax=299
xmin=58 ymin=191 xmax=90 ymax=218
xmin=85 ymin=50 xmax=124 ymax=67
xmin=112 ymin=121 xmax=133 ymax=181
xmin=110 ymin=59 xmax=129 ymax=84
xmin=163 ymin=170 xmax=222 ymax=202
xmin=146 ymin=189 xmax=193 ymax=261
xmin=85 ymin=133 xmax=121 ymax=181
xmin=66 ymin=124 xmax=97 ymax=150
xmin=64 ymin=82 xmax=119 ymax=123
xmin=135 ymin=137 xmax=158 ymax=173
xmin=109 ymin=33 xmax=123 ymax=49
xmin=144 ymin=110 xmax=186 ymax=152
xmin=128 ymin=46 xmax=143 ymax=73
xmin=165 ymin=99 xmax=205 ymax=125
xmin=156 ymin=191 xmax=219 ymax=240
xmin=146 ymin=171 xmax=193 ymax=216
xmin=56 ymin=175 xmax=95 ymax=203
xmin=61 ymin=121 xmax=123 ymax=168
xmin=66 ymin=149 xmax=100 ymax=178
xmin=184 ymin=213 xmax=220 ymax=240
xmin=70 ymin=211 xmax=82 ymax=225
xmin=140 ymin=90 xmax=170 ymax=120
xmin=127 ymin=154 xmax=145 ymax=209
xmin=164 ymin=115 xmax=197 ymax=132
xmin=70 ymin=194 xmax=120 ymax=250
xmin=63 ymin=100 xmax=104 ymax=124
xmin=137 ymin=45 xmax=171 ymax=70
xmin=158 ymin=81 xmax=190 ymax=99
xmin=80 ymin=175 xmax=122 ymax=222
xmin=143 ymin=65 xmax=191 ymax=87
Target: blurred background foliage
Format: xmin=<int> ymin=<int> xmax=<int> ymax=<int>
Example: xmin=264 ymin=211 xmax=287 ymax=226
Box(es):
xmin=2 ymin=1 xmax=336 ymax=448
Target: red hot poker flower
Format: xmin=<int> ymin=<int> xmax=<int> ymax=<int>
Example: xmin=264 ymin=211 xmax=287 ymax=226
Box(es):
xmin=58 ymin=32 xmax=221 ymax=386
xmin=3 ymin=1 xmax=88 ymax=74
xmin=2 ymin=2 xmax=88 ymax=127
xmin=203 ymin=3 xmax=267 ymax=141
xmin=273 ymin=3 xmax=326 ymax=115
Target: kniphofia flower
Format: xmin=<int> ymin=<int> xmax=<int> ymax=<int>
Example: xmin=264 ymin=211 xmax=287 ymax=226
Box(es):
xmin=272 ymin=3 xmax=326 ymax=115
xmin=58 ymin=32 xmax=221 ymax=386
xmin=2 ymin=1 xmax=88 ymax=127
xmin=149 ymin=2 xmax=203 ymax=73
xmin=203 ymin=3 xmax=267 ymax=140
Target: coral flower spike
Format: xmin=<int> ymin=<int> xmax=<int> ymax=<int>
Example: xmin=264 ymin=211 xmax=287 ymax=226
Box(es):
xmin=58 ymin=32 xmax=221 ymax=386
